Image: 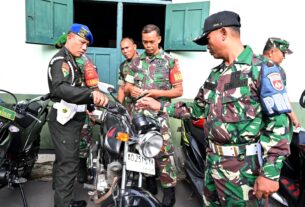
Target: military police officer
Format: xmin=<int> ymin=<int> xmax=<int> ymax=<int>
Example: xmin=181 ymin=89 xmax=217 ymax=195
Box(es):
xmin=263 ymin=37 xmax=301 ymax=128
xmin=54 ymin=33 xmax=99 ymax=184
xmin=48 ymin=23 xmax=108 ymax=207
xmin=137 ymin=11 xmax=292 ymax=206
xmin=124 ymin=24 xmax=183 ymax=207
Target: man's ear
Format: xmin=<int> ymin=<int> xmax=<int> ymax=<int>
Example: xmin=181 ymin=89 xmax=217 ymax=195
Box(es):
xmin=220 ymin=28 xmax=228 ymax=41
xmin=157 ymin=36 xmax=162 ymax=44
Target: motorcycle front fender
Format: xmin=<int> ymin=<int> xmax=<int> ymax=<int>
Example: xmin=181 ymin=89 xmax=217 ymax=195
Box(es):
xmin=124 ymin=186 xmax=162 ymax=207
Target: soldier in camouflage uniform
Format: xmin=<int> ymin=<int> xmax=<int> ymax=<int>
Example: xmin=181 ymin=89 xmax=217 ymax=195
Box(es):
xmin=124 ymin=24 xmax=183 ymax=207
xmin=137 ymin=11 xmax=292 ymax=207
xmin=262 ymin=37 xmax=301 ymax=128
xmin=117 ymin=37 xmax=138 ymax=112
xmin=54 ymin=33 xmax=99 ymax=184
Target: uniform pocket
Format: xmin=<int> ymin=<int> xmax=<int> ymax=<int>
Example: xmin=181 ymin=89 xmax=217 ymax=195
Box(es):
xmin=221 ymin=92 xmax=257 ymax=123
xmin=154 ymin=68 xmax=170 ymax=89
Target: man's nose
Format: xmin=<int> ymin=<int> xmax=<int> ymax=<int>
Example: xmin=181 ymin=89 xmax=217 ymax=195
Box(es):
xmin=82 ymin=44 xmax=88 ymax=51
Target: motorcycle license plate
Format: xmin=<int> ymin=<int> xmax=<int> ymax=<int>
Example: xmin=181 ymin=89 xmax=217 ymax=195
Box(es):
xmin=126 ymin=152 xmax=155 ymax=175
xmin=0 ymin=106 xmax=16 ymax=121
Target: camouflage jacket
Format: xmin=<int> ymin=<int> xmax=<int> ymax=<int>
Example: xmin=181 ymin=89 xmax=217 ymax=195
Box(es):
xmin=164 ymin=46 xmax=291 ymax=181
xmin=118 ymin=59 xmax=133 ymax=106
xmin=125 ymin=49 xmax=183 ymax=103
xmin=118 ymin=59 xmax=132 ymax=86
xmin=75 ymin=54 xmax=98 ymax=87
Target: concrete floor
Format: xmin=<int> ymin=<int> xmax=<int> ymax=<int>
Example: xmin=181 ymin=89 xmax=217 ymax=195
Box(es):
xmin=0 ymin=154 xmax=201 ymax=207
xmin=0 ymin=154 xmax=282 ymax=207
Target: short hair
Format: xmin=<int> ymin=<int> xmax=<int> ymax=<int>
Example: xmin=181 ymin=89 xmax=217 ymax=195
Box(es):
xmin=228 ymin=26 xmax=240 ymax=35
xmin=142 ymin=24 xmax=161 ymax=36
xmin=263 ymin=43 xmax=273 ymax=54
xmin=121 ymin=37 xmax=135 ymax=44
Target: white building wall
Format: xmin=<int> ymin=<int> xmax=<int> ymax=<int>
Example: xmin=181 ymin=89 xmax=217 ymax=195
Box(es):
xmin=0 ymin=1 xmax=56 ymax=95
xmin=1 ymin=0 xmax=304 ymax=102
xmin=172 ymin=0 xmax=305 ymax=101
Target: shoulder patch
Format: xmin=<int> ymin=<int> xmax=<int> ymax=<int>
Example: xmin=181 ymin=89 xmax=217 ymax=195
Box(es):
xmin=61 ymin=62 xmax=70 ymax=77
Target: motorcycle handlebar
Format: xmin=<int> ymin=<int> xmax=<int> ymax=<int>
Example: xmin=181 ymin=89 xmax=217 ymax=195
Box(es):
xmin=41 ymin=93 xmax=50 ymax=101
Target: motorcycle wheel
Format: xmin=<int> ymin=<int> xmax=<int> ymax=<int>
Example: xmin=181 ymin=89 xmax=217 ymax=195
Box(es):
xmin=23 ymin=134 xmax=41 ymax=179
xmin=100 ymin=196 xmax=115 ymax=207
xmin=100 ymin=186 xmax=162 ymax=207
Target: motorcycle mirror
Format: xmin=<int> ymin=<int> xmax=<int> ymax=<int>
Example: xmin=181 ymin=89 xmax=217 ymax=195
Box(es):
xmin=300 ymin=90 xmax=305 ymax=108
xmin=98 ymin=82 xmax=116 ymax=94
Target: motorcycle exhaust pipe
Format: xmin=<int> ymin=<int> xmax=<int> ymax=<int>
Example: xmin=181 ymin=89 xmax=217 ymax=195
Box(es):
xmin=94 ymin=176 xmax=118 ymax=205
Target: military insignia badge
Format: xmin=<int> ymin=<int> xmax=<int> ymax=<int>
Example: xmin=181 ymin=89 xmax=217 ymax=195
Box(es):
xmin=267 ymin=72 xmax=284 ymax=91
xmin=78 ymin=27 xmax=89 ymax=39
xmin=169 ymin=59 xmax=183 ymax=84
xmin=61 ymin=62 xmax=70 ymax=77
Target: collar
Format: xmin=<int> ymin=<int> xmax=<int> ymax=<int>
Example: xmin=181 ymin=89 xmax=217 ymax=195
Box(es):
xmin=140 ymin=48 xmax=164 ymax=60
xmin=212 ymin=45 xmax=254 ymax=72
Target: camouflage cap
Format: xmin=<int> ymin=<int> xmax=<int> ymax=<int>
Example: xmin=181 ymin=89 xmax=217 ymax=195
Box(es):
xmin=265 ymin=37 xmax=293 ymax=54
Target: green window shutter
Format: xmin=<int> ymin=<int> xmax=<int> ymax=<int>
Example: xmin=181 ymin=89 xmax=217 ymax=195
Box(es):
xmin=26 ymin=0 xmax=73 ymax=45
xmin=164 ymin=1 xmax=210 ymax=51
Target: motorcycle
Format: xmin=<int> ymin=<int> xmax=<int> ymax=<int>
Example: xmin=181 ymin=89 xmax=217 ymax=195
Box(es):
xmin=176 ymin=117 xmax=305 ymax=207
xmin=270 ymin=128 xmax=305 ymax=207
xmin=174 ymin=118 xmax=206 ymax=206
xmin=83 ymin=83 xmax=163 ymax=207
xmin=0 ymin=89 xmax=50 ymax=207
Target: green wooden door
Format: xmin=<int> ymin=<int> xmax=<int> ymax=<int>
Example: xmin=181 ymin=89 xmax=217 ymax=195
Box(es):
xmin=86 ymin=48 xmax=119 ymax=89
xmin=26 ymin=0 xmax=73 ymax=45
xmin=164 ymin=1 xmax=210 ymax=51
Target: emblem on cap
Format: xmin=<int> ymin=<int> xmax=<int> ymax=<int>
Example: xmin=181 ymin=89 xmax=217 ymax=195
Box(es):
xmin=78 ymin=27 xmax=89 ymax=39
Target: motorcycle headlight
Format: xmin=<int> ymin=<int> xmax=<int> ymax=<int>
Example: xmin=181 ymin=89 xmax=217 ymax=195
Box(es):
xmin=139 ymin=131 xmax=163 ymax=158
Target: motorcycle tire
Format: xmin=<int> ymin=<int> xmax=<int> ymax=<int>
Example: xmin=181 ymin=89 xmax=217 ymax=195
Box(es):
xmin=23 ymin=135 xmax=41 ymax=179
xmin=100 ymin=196 xmax=115 ymax=207
xmin=100 ymin=187 xmax=162 ymax=207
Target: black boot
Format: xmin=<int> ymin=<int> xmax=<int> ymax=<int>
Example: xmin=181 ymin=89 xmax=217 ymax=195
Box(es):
xmin=77 ymin=158 xmax=88 ymax=184
xmin=69 ymin=200 xmax=87 ymax=207
xmin=145 ymin=176 xmax=158 ymax=195
xmin=162 ymin=187 xmax=176 ymax=207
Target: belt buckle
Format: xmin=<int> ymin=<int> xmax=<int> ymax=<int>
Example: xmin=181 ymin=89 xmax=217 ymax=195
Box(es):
xmin=238 ymin=153 xmax=245 ymax=161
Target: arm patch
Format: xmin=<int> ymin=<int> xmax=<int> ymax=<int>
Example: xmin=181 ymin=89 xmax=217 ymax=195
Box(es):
xmin=61 ymin=62 xmax=70 ymax=77
xmin=169 ymin=59 xmax=183 ymax=84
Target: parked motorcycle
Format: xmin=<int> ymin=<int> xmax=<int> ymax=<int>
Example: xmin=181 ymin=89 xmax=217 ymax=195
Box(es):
xmin=176 ymin=117 xmax=305 ymax=207
xmin=174 ymin=118 xmax=206 ymax=206
xmin=83 ymin=83 xmax=163 ymax=207
xmin=0 ymin=89 xmax=50 ymax=207
xmin=270 ymin=128 xmax=305 ymax=207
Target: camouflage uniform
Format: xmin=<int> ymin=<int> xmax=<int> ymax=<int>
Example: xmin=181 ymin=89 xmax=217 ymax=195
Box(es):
xmin=163 ymin=46 xmax=292 ymax=206
xmin=76 ymin=54 xmax=95 ymax=159
xmin=125 ymin=49 xmax=183 ymax=188
xmin=118 ymin=59 xmax=134 ymax=113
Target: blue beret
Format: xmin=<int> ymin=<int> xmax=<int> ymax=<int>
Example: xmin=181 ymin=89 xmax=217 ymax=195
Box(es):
xmin=69 ymin=23 xmax=94 ymax=45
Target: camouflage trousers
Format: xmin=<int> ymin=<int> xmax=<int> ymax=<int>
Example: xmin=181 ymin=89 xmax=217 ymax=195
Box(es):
xmin=203 ymin=151 xmax=263 ymax=207
xmin=138 ymin=110 xmax=177 ymax=188
xmin=79 ymin=116 xmax=93 ymax=159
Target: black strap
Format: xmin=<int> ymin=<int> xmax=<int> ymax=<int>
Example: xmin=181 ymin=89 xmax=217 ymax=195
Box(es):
xmin=204 ymin=81 xmax=217 ymax=91
xmin=300 ymin=90 xmax=305 ymax=108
